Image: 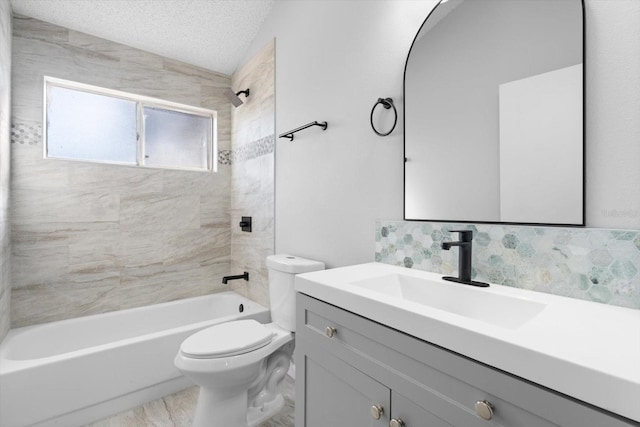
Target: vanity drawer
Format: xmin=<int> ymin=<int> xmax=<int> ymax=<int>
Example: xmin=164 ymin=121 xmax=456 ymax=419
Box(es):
xmin=297 ymin=292 xmax=638 ymax=427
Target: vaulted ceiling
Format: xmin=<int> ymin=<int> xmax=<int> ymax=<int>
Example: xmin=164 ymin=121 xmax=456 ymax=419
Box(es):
xmin=10 ymin=0 xmax=275 ymax=75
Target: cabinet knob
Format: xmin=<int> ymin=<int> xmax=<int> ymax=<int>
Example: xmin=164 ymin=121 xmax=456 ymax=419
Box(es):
xmin=325 ymin=326 xmax=337 ymax=338
xmin=370 ymin=404 xmax=384 ymax=420
xmin=475 ymin=400 xmax=494 ymax=420
xmin=389 ymin=419 xmax=405 ymax=427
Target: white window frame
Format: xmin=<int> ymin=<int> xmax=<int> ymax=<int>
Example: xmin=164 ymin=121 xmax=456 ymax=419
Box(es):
xmin=43 ymin=76 xmax=218 ymax=172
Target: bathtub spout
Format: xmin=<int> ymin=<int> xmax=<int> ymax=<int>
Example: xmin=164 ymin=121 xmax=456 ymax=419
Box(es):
xmin=222 ymin=272 xmax=249 ymax=284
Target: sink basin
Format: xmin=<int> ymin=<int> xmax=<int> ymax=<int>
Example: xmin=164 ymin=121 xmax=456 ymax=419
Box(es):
xmin=350 ymin=273 xmax=546 ymax=329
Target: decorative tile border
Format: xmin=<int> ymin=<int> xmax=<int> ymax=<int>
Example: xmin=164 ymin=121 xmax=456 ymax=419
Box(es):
xmin=375 ymin=220 xmax=640 ymax=310
xmin=10 ymin=121 xmax=41 ymax=145
xmin=10 ymin=119 xmax=274 ymax=166
xmin=232 ymin=134 xmax=274 ymax=163
xmin=218 ymin=150 xmax=232 ymax=165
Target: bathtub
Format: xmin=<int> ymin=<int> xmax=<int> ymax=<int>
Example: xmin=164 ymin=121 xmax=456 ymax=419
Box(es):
xmin=0 ymin=291 xmax=269 ymax=427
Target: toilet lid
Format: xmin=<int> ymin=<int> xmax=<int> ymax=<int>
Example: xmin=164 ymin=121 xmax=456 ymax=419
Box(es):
xmin=180 ymin=319 xmax=275 ymax=359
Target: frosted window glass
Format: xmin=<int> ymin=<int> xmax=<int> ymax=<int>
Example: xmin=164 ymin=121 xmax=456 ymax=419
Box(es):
xmin=46 ymin=85 xmax=137 ymax=163
xmin=144 ymin=107 xmax=211 ymax=170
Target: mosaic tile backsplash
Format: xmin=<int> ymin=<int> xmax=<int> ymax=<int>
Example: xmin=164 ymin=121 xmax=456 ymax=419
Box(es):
xmin=375 ymin=221 xmax=640 ymax=310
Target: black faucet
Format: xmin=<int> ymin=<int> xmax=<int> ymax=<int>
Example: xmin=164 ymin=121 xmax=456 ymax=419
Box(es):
xmin=222 ymin=272 xmax=249 ymax=284
xmin=441 ymin=230 xmax=489 ymax=288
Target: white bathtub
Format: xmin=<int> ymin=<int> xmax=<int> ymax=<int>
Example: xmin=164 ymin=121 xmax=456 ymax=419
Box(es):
xmin=0 ymin=291 xmax=269 ymax=427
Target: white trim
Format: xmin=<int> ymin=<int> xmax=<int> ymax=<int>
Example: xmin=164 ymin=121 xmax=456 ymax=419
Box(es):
xmin=43 ymin=76 xmax=217 ymax=173
xmin=137 ymin=102 xmax=144 ymax=167
xmin=42 ymin=79 xmax=47 ymax=159
xmin=42 ymin=156 xmax=216 ymax=173
xmin=211 ymin=110 xmax=218 ymax=173
xmin=44 ymin=76 xmax=216 ymax=117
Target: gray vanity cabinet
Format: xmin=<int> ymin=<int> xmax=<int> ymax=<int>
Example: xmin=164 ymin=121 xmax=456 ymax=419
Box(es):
xmin=303 ymin=345 xmax=389 ymax=426
xmin=295 ymin=292 xmax=639 ymax=427
xmin=298 ymin=334 xmax=445 ymax=427
xmin=295 ymin=294 xmax=458 ymax=427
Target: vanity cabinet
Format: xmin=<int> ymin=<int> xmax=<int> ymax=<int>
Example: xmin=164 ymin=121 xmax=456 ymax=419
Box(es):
xmin=303 ymin=345 xmax=389 ymax=426
xmin=300 ymin=341 xmax=444 ymax=427
xmin=295 ymin=293 xmax=639 ymax=427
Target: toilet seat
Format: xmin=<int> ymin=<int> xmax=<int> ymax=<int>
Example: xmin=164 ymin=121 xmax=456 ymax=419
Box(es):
xmin=180 ymin=319 xmax=275 ymax=359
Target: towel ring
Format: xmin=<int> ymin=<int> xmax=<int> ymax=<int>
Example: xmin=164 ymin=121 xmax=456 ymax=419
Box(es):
xmin=370 ymin=97 xmax=397 ymax=137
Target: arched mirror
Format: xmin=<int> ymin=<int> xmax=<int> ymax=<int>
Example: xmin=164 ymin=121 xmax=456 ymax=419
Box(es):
xmin=404 ymin=0 xmax=584 ymax=225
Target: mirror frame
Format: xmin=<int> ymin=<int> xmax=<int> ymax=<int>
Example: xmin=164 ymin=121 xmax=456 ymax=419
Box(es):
xmin=403 ymin=0 xmax=586 ymax=227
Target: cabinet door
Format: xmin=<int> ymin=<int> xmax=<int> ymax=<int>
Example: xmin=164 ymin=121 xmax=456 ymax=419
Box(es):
xmin=298 ymin=337 xmax=390 ymax=427
xmin=390 ymin=391 xmax=453 ymax=427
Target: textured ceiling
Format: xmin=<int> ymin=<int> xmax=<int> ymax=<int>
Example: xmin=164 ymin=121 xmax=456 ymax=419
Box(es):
xmin=10 ymin=0 xmax=274 ymax=75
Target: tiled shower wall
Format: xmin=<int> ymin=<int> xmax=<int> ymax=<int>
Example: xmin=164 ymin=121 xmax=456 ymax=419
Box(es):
xmin=229 ymin=40 xmax=275 ymax=308
xmin=376 ymin=220 xmax=640 ymax=310
xmin=0 ymin=0 xmax=11 ymax=340
xmin=10 ymin=16 xmax=235 ymax=327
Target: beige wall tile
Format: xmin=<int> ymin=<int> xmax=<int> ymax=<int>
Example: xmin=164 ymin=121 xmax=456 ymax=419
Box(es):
xmin=163 ymin=228 xmax=229 ymax=267
xmin=200 ymin=262 xmax=230 ymax=294
xmin=118 ymin=231 xmax=164 ymax=269
xmin=12 ymin=244 xmax=69 ymax=288
xmin=119 ymin=193 xmax=200 ymax=232
xmin=10 ymin=280 xmax=121 ymax=327
xmin=0 ymin=0 xmax=11 ymax=340
xmin=118 ymin=264 xmax=203 ymax=307
xmin=9 ymin=16 xmax=236 ymax=327
xmin=230 ymin=40 xmax=275 ymax=308
xmin=12 ymin=187 xmax=120 ymax=224
xmin=67 ymin=29 xmax=164 ymax=69
xmin=9 ymin=19 xmax=275 ymax=328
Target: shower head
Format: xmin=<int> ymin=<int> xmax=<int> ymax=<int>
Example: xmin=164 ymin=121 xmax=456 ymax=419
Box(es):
xmin=225 ymin=88 xmax=250 ymax=107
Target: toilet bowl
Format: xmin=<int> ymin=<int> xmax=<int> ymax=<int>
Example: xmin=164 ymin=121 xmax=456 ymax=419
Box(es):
xmin=174 ymin=320 xmax=294 ymax=427
xmin=174 ymin=254 xmax=324 ymax=427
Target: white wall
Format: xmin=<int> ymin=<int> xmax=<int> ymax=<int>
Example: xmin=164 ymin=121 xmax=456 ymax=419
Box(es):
xmin=585 ymin=0 xmax=640 ymax=229
xmin=244 ymin=0 xmax=640 ymax=269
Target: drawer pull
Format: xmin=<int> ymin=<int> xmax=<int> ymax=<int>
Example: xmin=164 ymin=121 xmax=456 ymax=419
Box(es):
xmin=325 ymin=326 xmax=337 ymax=338
xmin=389 ymin=419 xmax=405 ymax=427
xmin=371 ymin=404 xmax=384 ymax=419
xmin=475 ymin=400 xmax=494 ymax=420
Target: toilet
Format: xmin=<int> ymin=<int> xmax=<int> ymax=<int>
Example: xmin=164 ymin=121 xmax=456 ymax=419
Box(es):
xmin=174 ymin=254 xmax=324 ymax=427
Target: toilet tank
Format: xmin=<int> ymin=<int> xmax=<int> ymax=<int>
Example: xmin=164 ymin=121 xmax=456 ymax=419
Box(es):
xmin=266 ymin=254 xmax=324 ymax=332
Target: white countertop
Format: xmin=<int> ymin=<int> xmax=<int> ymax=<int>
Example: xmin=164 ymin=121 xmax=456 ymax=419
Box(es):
xmin=295 ymin=262 xmax=640 ymax=422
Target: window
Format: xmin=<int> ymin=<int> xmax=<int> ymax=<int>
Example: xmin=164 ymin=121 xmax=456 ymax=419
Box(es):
xmin=44 ymin=77 xmax=217 ymax=172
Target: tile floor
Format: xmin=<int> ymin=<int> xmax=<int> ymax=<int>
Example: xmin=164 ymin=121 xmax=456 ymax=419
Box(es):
xmin=86 ymin=376 xmax=295 ymax=427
